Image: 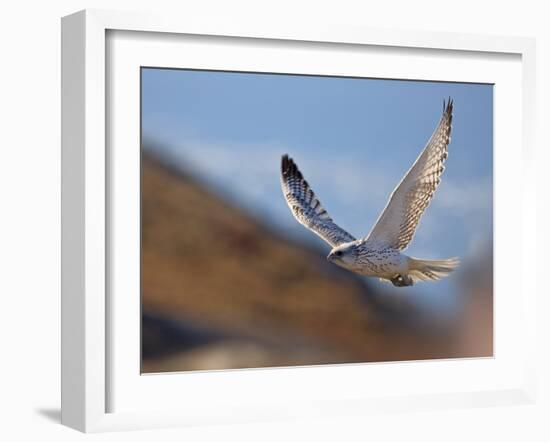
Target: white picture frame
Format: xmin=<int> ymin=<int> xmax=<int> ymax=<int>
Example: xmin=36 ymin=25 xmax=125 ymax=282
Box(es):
xmin=61 ymin=9 xmax=537 ymax=433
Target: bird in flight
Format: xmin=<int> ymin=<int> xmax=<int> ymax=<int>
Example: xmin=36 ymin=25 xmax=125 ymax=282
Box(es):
xmin=280 ymin=99 xmax=459 ymax=287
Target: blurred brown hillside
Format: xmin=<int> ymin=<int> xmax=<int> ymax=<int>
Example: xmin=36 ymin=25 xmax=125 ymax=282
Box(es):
xmin=141 ymin=151 xmax=492 ymax=373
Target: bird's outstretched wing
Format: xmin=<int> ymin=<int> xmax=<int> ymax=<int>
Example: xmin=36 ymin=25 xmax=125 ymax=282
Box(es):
xmin=280 ymin=155 xmax=356 ymax=247
xmin=363 ymin=99 xmax=453 ymax=250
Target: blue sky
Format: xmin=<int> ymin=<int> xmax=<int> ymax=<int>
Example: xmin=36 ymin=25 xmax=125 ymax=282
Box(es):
xmin=141 ymin=68 xmax=493 ymax=311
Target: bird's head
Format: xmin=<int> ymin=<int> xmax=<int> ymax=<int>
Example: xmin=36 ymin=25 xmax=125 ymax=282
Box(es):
xmin=327 ymin=242 xmax=359 ymax=270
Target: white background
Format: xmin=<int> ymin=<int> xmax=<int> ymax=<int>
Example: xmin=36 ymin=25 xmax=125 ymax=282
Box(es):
xmin=0 ymin=1 xmax=547 ymax=441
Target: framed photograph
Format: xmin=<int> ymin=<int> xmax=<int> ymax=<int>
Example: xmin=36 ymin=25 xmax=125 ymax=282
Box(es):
xmin=61 ymin=9 xmax=537 ymax=432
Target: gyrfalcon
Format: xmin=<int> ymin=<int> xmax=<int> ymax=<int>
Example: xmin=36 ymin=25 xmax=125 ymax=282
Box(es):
xmin=280 ymin=99 xmax=459 ymax=287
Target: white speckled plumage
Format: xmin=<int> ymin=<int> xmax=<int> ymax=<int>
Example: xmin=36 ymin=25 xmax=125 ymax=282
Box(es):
xmin=280 ymin=99 xmax=459 ymax=287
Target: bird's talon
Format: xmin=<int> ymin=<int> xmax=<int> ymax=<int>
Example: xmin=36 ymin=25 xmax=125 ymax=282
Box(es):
xmin=391 ymin=274 xmax=413 ymax=287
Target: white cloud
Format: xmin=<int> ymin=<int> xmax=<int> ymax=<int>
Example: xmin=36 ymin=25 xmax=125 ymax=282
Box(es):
xmin=145 ymin=135 xmax=492 ymax=265
xmin=144 ymin=135 xmax=396 ymax=233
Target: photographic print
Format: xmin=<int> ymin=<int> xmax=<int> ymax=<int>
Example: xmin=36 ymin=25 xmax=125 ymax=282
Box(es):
xmin=140 ymin=68 xmax=493 ymax=373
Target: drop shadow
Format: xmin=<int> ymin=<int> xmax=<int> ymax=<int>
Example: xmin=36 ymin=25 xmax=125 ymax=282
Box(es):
xmin=35 ymin=407 xmax=61 ymax=423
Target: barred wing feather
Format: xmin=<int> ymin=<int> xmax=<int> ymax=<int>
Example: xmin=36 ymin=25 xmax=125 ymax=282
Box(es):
xmin=364 ymin=99 xmax=453 ymax=250
xmin=280 ymin=155 xmax=356 ymax=247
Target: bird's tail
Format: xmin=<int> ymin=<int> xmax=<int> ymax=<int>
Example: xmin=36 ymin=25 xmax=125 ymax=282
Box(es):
xmin=408 ymin=257 xmax=460 ymax=283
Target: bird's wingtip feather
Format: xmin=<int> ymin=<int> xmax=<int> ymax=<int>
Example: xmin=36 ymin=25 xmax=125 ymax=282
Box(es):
xmin=281 ymin=154 xmax=292 ymax=173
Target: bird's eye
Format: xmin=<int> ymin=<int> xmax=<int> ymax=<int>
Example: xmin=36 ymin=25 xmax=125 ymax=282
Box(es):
xmin=335 ymin=251 xmax=343 ymax=257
